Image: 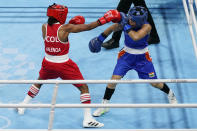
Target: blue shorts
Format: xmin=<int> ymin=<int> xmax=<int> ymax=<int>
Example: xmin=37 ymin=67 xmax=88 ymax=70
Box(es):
xmin=113 ymin=51 xmax=157 ymax=79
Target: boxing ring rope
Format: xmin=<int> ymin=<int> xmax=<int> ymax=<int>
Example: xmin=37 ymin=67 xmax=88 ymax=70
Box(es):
xmin=1 ymin=103 xmax=197 ymax=108
xmin=182 ymin=0 xmax=197 ymax=60
xmin=0 ymin=129 xmax=197 ymax=131
xmin=195 ymin=0 xmax=197 ymax=9
xmin=0 ymin=79 xmax=197 ymax=131
xmin=0 ymin=79 xmax=195 ymax=84
xmin=0 ymin=130 xmax=197 ymax=131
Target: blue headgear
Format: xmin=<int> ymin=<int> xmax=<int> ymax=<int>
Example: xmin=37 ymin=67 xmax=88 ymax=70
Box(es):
xmin=128 ymin=6 xmax=148 ymax=28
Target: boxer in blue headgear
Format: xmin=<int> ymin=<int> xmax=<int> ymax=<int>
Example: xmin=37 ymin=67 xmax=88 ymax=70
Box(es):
xmin=128 ymin=6 xmax=148 ymax=29
xmin=89 ymin=6 xmax=178 ymax=117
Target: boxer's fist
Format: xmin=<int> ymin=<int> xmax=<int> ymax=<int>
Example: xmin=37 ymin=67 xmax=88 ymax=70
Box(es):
xmin=69 ymin=16 xmax=85 ymax=24
xmin=98 ymin=10 xmax=121 ymax=25
xmin=89 ymin=33 xmax=106 ymax=53
xmin=123 ymin=24 xmax=133 ymax=33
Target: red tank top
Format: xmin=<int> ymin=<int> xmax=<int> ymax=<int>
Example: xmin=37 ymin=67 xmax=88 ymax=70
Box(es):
xmin=44 ymin=23 xmax=69 ymax=56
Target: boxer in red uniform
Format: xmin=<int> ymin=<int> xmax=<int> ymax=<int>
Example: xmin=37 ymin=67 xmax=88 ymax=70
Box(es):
xmin=17 ymin=3 xmax=121 ymax=128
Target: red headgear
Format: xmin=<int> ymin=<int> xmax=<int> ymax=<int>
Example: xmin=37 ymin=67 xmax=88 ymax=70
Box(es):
xmin=47 ymin=3 xmax=68 ymax=24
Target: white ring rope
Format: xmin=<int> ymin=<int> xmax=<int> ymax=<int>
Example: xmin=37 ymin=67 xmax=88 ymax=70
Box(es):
xmin=0 ymin=79 xmax=196 ymax=84
xmin=0 ymin=129 xmax=196 ymax=131
xmin=0 ymin=104 xmax=197 ymax=108
xmin=183 ymin=0 xmax=197 ymax=60
xmin=189 ymin=0 xmax=197 ymax=35
xmin=0 ymin=79 xmax=196 ymax=131
xmin=195 ymin=0 xmax=197 ymax=8
xmin=0 ymin=79 xmax=195 ymax=130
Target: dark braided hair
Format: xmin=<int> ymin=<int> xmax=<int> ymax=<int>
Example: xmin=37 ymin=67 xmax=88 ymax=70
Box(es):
xmin=47 ymin=17 xmax=58 ymax=26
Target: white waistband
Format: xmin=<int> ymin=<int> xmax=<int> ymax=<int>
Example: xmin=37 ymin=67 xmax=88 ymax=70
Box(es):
xmin=45 ymin=53 xmax=69 ymax=63
xmin=123 ymin=46 xmax=148 ymax=54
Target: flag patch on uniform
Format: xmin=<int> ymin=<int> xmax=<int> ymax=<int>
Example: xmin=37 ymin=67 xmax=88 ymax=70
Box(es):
xmin=149 ymin=72 xmax=155 ymax=78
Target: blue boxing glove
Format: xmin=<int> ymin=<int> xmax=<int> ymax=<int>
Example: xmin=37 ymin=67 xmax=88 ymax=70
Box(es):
xmin=119 ymin=12 xmax=129 ymax=27
xmin=89 ymin=33 xmax=107 ymax=53
xmin=123 ymin=24 xmax=133 ymax=33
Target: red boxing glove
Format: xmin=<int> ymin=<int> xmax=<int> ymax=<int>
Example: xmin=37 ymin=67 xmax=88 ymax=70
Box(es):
xmin=98 ymin=10 xmax=121 ymax=25
xmin=69 ymin=15 xmax=85 ymax=24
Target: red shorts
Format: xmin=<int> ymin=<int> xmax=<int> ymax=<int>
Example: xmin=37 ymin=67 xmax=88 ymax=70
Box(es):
xmin=39 ymin=58 xmax=84 ymax=87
